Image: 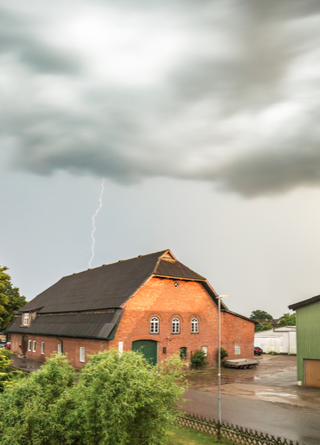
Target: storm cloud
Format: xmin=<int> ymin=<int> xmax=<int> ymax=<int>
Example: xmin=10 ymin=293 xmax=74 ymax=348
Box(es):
xmin=2 ymin=0 xmax=320 ymax=196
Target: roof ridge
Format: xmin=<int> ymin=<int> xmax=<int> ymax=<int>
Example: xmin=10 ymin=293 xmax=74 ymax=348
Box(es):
xmin=61 ymin=249 xmax=170 ymax=278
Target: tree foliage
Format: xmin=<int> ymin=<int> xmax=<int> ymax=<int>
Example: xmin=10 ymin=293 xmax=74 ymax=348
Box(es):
xmin=278 ymin=312 xmax=296 ymax=327
xmin=250 ymin=309 xmax=273 ymax=320
xmin=255 ymin=321 xmax=273 ymax=332
xmin=0 ymin=350 xmax=186 ymax=445
xmin=0 ymin=266 xmax=27 ymax=330
xmin=0 ymin=350 xmax=24 ymax=392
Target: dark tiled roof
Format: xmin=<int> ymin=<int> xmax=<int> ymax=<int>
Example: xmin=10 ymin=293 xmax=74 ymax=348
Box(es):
xmin=154 ymin=259 xmax=205 ymax=280
xmin=289 ymin=295 xmax=320 ymax=311
xmin=14 ymin=249 xmax=207 ymax=315
xmin=8 ymin=310 xmax=122 ymax=339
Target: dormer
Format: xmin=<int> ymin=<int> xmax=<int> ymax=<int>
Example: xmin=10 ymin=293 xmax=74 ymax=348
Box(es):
xmin=21 ymin=310 xmax=38 ymax=327
xmin=22 ymin=312 xmax=30 ymax=327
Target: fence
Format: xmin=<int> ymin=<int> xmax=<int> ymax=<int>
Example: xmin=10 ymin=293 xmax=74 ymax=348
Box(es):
xmin=177 ymin=413 xmax=304 ymax=445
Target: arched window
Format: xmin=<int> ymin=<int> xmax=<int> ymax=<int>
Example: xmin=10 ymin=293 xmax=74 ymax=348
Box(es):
xmin=150 ymin=316 xmax=159 ymax=334
xmin=172 ymin=317 xmax=180 ymax=334
xmin=191 ymin=317 xmax=199 ymax=333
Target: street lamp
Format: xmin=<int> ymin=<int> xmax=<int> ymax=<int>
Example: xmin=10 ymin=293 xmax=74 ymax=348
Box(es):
xmin=217 ymin=295 xmax=231 ymax=425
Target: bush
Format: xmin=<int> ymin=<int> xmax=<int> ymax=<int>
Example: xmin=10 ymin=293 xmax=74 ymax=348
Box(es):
xmin=0 ymin=349 xmax=23 ymax=392
xmin=220 ymin=347 xmax=228 ymax=360
xmin=191 ymin=349 xmax=209 ymax=370
xmin=0 ymin=350 xmax=186 ymax=445
xmin=0 ymin=354 xmax=76 ymax=445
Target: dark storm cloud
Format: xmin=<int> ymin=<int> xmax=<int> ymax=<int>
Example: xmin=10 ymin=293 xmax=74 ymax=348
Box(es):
xmin=2 ymin=0 xmax=320 ymax=197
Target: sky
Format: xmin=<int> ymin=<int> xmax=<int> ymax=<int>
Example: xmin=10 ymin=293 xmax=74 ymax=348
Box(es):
xmin=1 ymin=0 xmax=320 ymax=318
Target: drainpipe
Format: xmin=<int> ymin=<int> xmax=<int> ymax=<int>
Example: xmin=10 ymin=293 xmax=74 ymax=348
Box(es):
xmin=54 ymin=337 xmax=63 ymax=354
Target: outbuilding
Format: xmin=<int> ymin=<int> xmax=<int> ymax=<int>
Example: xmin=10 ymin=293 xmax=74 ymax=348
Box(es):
xmin=289 ymin=295 xmax=320 ymax=387
xmin=254 ymin=326 xmax=296 ymax=355
xmin=8 ymin=249 xmax=255 ymax=368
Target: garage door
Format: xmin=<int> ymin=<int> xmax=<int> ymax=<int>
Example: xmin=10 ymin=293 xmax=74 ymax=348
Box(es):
xmin=304 ymin=359 xmax=320 ymax=387
xmin=132 ymin=340 xmax=157 ymax=366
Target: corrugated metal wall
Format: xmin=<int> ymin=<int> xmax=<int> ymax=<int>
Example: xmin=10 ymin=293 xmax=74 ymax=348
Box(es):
xmin=296 ymin=300 xmax=320 ymax=384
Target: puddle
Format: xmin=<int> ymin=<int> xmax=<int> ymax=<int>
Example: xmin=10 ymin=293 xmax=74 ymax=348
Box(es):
xmin=256 ymin=390 xmax=298 ymax=399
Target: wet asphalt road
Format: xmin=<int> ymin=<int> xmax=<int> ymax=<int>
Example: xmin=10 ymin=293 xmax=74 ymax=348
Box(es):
xmin=183 ymin=389 xmax=320 ymax=445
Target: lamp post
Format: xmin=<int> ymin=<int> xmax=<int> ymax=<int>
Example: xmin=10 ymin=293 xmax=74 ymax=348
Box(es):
xmin=217 ymin=295 xmax=231 ymax=424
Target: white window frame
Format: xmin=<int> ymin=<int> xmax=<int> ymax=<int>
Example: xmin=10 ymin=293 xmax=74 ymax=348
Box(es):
xmin=33 ymin=340 xmax=36 ymax=352
xmin=80 ymin=347 xmax=85 ymax=363
xmin=24 ymin=313 xmax=29 ymax=326
xmin=172 ymin=317 xmax=180 ymax=334
xmin=150 ymin=316 xmax=159 ymax=334
xmin=191 ymin=317 xmax=199 ymax=333
xmin=41 ymin=342 xmax=44 ymax=355
xmin=57 ymin=343 xmax=62 ymax=355
xmin=28 ymin=340 xmax=31 ymax=351
xmin=235 ymin=345 xmax=241 ymax=355
xmin=201 ymin=346 xmax=208 ymax=357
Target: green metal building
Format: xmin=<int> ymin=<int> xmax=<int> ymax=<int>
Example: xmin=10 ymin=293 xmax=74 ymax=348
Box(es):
xmin=289 ymin=295 xmax=320 ymax=387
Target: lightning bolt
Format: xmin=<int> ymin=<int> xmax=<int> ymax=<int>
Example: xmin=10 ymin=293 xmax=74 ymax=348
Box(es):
xmin=89 ymin=179 xmax=105 ymax=268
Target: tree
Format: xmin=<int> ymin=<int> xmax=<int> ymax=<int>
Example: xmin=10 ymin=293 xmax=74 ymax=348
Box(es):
xmin=0 ymin=350 xmax=186 ymax=445
xmin=0 ymin=350 xmax=24 ymax=392
xmin=250 ymin=310 xmax=273 ymax=320
xmin=255 ymin=321 xmax=273 ymax=332
xmin=278 ymin=312 xmax=296 ymax=327
xmin=0 ymin=266 xmax=26 ymax=330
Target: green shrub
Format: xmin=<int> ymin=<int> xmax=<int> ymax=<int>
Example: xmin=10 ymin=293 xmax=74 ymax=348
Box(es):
xmin=191 ymin=349 xmax=209 ymax=370
xmin=0 ymin=350 xmax=186 ymax=445
xmin=220 ymin=347 xmax=229 ymax=360
xmin=0 ymin=350 xmax=23 ymax=392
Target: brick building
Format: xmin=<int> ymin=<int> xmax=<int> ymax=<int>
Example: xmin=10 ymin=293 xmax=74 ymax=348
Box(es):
xmin=8 ymin=249 xmax=254 ymax=368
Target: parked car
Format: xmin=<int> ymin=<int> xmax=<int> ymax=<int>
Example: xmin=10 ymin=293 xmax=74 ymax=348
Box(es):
xmin=254 ymin=346 xmax=263 ymax=356
xmin=0 ymin=343 xmax=5 ymax=349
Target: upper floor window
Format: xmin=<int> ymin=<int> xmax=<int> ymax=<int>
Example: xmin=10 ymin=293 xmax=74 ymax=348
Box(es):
xmin=172 ymin=317 xmax=180 ymax=334
xmin=150 ymin=317 xmax=159 ymax=334
xmin=191 ymin=317 xmax=199 ymax=333
xmin=24 ymin=313 xmax=29 ymax=326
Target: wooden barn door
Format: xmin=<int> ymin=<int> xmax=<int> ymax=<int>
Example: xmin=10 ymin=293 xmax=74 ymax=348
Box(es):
xmin=132 ymin=340 xmax=157 ymax=366
xmin=304 ymin=359 xmax=320 ymax=387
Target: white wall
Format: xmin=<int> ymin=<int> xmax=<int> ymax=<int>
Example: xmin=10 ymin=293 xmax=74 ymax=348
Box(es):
xmin=255 ymin=327 xmax=296 ymax=354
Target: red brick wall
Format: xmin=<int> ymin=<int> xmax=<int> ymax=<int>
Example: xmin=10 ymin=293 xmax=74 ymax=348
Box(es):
xmin=10 ymin=333 xmax=108 ymax=369
xmin=221 ymin=312 xmax=255 ymax=360
xmin=109 ymin=277 xmax=254 ymax=365
xmin=11 ymin=277 xmax=254 ymax=368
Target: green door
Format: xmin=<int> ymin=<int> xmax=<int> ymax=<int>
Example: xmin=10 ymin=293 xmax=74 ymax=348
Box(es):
xmin=132 ymin=340 xmax=157 ymax=365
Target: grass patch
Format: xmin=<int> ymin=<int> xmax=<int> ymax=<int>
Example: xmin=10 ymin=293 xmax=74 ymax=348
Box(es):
xmin=165 ymin=425 xmax=230 ymax=445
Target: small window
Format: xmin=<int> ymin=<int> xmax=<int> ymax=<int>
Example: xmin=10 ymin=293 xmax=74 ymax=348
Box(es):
xmin=80 ymin=347 xmax=85 ymax=363
xmin=28 ymin=340 xmax=31 ymax=351
xmin=191 ymin=317 xmax=199 ymax=333
xmin=41 ymin=342 xmax=45 ymax=355
xmin=201 ymin=346 xmax=208 ymax=357
xmin=57 ymin=344 xmax=62 ymax=355
xmin=180 ymin=347 xmax=187 ymax=359
xmin=24 ymin=313 xmax=29 ymax=326
xmin=235 ymin=345 xmax=241 ymax=355
xmin=150 ymin=317 xmax=159 ymax=334
xmin=172 ymin=317 xmax=180 ymax=334
xmin=33 ymin=341 xmax=36 ymax=352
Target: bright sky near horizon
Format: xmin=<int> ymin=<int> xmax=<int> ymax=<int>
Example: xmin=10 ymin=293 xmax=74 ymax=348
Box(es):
xmin=2 ymin=0 xmax=320 ymax=318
